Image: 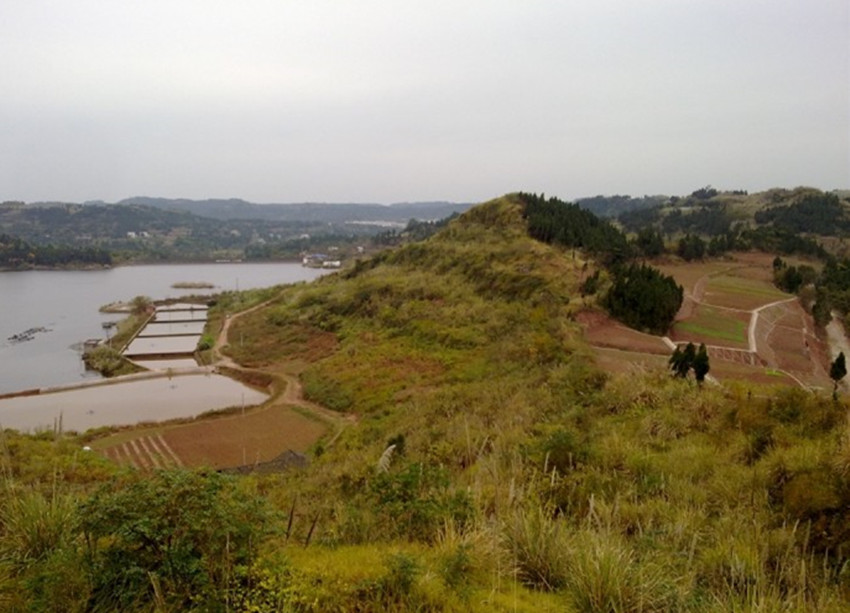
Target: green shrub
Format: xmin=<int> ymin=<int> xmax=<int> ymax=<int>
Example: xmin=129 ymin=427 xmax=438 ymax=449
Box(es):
xmin=196 ymin=333 xmax=214 ymax=351
xmin=79 ymin=470 xmax=271 ymax=610
xmin=369 ymin=462 xmax=474 ymax=543
xmin=301 ymin=369 xmax=354 ymax=412
xmin=83 ymin=345 xmax=138 ymax=377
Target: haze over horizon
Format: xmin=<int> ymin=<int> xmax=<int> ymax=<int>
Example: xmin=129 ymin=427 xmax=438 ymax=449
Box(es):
xmin=1 ymin=1 xmax=847 ymax=205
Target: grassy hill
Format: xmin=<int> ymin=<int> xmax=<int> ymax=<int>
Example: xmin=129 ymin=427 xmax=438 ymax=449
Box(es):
xmin=199 ymin=195 xmax=850 ymax=609
xmin=4 ymin=194 xmax=850 ymax=611
xmin=616 ymin=187 xmax=850 ymax=247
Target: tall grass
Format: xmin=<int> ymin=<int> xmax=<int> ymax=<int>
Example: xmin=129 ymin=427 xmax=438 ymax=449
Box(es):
xmin=0 ymin=488 xmax=78 ymax=566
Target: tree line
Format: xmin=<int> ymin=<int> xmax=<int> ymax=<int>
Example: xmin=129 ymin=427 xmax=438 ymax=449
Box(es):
xmin=519 ymin=193 xmax=683 ymax=333
xmin=774 ymin=255 xmax=850 ymax=327
xmin=0 ymin=233 xmax=111 ymax=268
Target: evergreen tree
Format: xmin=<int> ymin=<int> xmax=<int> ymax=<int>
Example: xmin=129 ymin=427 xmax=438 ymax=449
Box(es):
xmin=669 ymin=343 xmax=696 ymax=378
xmin=604 ymin=263 xmax=683 ymax=334
xmin=830 ymin=352 xmax=846 ymax=399
xmin=634 ymin=227 xmax=665 ymax=257
xmin=683 ymin=342 xmax=696 ymax=374
xmin=677 ymin=234 xmax=706 ymax=261
xmin=812 ymin=289 xmax=832 ymax=328
xmin=693 ymin=343 xmax=710 ymax=386
xmin=668 ymin=347 xmax=688 ymax=378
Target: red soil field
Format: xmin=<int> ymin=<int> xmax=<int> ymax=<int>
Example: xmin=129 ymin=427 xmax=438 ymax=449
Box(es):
xmin=161 ymin=404 xmax=328 ymax=469
xmin=577 ymin=311 xmax=671 ymax=355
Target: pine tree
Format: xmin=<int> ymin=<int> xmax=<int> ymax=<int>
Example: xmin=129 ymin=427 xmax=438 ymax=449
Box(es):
xmin=668 ymin=347 xmax=685 ymax=377
xmin=693 ymin=343 xmax=710 ymax=386
xmin=669 ymin=344 xmax=695 ymax=378
xmin=830 ymin=352 xmax=846 ymax=399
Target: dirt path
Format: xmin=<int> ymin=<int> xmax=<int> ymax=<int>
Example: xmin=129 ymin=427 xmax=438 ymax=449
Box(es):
xmin=748 ymin=297 xmax=797 ymax=354
xmin=213 ymin=296 xmax=356 ymax=432
xmin=213 ymin=297 xmax=276 ymax=364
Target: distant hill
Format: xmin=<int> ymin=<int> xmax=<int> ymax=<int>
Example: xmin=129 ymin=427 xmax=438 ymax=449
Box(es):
xmin=1 ymin=198 xmax=474 ymax=263
xmin=614 ymin=186 xmax=850 ymax=241
xmin=113 ymin=197 xmax=474 ymax=223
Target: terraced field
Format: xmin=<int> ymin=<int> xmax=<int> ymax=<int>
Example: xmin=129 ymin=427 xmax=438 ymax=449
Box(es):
xmin=101 ymin=432 xmax=184 ymax=469
xmin=93 ymin=293 xmax=348 ymax=470
xmin=672 ymin=305 xmax=749 ymax=347
xmin=582 ymin=252 xmax=834 ymax=389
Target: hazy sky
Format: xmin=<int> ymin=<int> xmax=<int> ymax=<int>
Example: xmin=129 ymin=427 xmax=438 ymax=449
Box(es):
xmin=1 ymin=0 xmax=847 ymax=204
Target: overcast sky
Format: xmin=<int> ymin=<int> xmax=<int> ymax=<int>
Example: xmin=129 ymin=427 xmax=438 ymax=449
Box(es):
xmin=1 ymin=0 xmax=847 ymax=204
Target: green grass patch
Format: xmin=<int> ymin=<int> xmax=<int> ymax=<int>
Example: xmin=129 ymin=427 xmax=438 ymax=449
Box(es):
xmin=674 ymin=306 xmax=748 ymax=344
xmin=709 ymin=275 xmax=787 ymax=298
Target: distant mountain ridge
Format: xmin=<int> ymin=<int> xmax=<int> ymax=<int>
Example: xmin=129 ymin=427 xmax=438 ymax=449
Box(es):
xmin=110 ymin=197 xmax=474 ymax=223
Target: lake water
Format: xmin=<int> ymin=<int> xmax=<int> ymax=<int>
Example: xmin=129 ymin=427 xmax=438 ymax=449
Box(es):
xmin=0 ymin=263 xmax=329 ymax=395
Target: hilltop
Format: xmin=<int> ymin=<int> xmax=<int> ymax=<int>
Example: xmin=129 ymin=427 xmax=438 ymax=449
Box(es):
xmin=3 ymin=194 xmax=850 ymax=611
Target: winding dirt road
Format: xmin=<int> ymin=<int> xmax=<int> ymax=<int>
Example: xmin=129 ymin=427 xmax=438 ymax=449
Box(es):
xmin=213 ymin=297 xmax=356 ymax=432
xmin=671 ymin=266 xmax=815 ymax=388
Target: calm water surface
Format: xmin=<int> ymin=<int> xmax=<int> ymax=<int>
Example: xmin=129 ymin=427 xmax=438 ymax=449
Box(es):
xmin=0 ymin=263 xmax=329 ymax=395
xmin=0 ymin=373 xmax=269 ymax=433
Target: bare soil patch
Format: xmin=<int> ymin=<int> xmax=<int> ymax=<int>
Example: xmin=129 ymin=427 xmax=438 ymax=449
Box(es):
xmin=589 ymin=347 xmax=669 ymax=375
xmin=161 ymin=403 xmax=328 ymax=469
xmin=577 ymin=311 xmax=670 ymax=355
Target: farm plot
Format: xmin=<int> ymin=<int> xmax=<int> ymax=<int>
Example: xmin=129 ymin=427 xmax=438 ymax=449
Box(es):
xmin=101 ymin=432 xmax=184 ymax=470
xmin=161 ymin=404 xmax=327 ymax=469
xmin=577 ymin=310 xmax=671 ymax=354
xmin=654 ymin=260 xmax=731 ymax=296
xmin=672 ymin=305 xmax=749 ymax=348
xmin=584 ymin=252 xmax=826 ymax=390
xmin=97 ymin=403 xmax=329 ymax=470
xmin=702 ymin=274 xmax=788 ymax=310
xmin=758 ymin=301 xmax=831 ymax=388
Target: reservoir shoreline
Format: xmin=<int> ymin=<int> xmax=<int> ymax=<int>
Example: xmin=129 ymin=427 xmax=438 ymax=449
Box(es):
xmin=0 ymin=262 xmax=330 ymax=395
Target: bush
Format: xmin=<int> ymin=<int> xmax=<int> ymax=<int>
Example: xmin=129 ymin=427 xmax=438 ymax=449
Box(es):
xmin=369 ymin=462 xmax=474 ymax=543
xmin=79 ymin=470 xmax=271 ymax=610
xmin=83 ymin=345 xmax=136 ymax=377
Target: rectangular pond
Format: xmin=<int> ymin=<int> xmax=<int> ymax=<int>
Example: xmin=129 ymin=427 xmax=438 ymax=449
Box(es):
xmin=0 ymin=373 xmax=268 ymax=433
xmin=154 ymin=310 xmax=209 ymax=322
xmin=139 ymin=321 xmax=207 ymax=336
xmin=125 ymin=335 xmax=201 ymax=357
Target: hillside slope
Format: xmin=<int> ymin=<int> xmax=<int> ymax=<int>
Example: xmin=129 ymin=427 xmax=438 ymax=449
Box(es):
xmin=4 ymin=195 xmax=850 ymax=611
xmin=216 ymin=194 xmax=850 ymax=610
